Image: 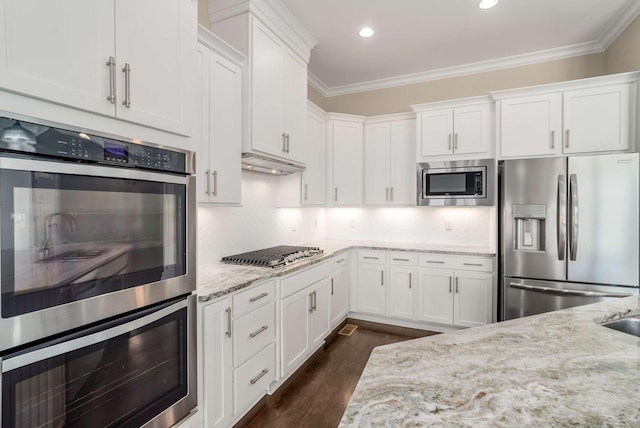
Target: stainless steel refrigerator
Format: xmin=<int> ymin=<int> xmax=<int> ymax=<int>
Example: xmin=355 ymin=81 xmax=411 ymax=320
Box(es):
xmin=500 ymin=153 xmax=639 ymax=320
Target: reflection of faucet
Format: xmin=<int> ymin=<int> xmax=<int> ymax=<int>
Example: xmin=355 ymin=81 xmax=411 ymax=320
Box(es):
xmin=40 ymin=213 xmax=78 ymax=257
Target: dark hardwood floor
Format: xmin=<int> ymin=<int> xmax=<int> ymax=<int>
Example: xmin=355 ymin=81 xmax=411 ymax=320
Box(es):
xmin=243 ymin=320 xmax=438 ymax=428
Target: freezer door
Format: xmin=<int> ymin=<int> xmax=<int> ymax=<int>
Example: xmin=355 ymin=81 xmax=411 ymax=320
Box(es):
xmin=568 ymin=153 xmax=639 ymax=286
xmin=502 ymin=158 xmax=567 ymax=281
xmin=502 ymin=277 xmax=636 ymax=320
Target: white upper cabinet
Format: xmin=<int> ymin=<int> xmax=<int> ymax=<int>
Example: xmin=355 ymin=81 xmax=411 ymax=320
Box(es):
xmin=364 ymin=115 xmax=416 ymax=205
xmin=412 ymin=96 xmax=493 ymax=162
xmin=302 ymin=103 xmax=327 ymax=206
xmin=209 ymin=3 xmax=317 ymax=165
xmin=328 ymin=114 xmax=365 ymax=206
xmin=494 ymin=72 xmax=639 ymax=159
xmin=197 ymin=28 xmax=244 ymax=204
xmin=0 ymin=0 xmax=196 ymax=135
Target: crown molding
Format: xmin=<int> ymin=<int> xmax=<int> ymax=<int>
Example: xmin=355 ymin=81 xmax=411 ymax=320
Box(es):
xmin=411 ymin=95 xmax=493 ymax=113
xmin=307 ymin=100 xmax=328 ymax=119
xmin=365 ymin=111 xmax=416 ymax=124
xmin=198 ymin=25 xmax=246 ymax=66
xmin=310 ymin=2 xmax=640 ymax=98
xmin=325 ymin=112 xmax=366 ymax=123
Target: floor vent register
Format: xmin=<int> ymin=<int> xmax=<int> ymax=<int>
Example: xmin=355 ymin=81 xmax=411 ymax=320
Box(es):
xmin=338 ymin=324 xmax=358 ymax=336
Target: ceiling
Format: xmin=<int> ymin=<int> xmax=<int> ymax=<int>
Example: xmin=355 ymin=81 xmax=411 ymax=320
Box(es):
xmin=280 ymin=0 xmax=640 ymax=96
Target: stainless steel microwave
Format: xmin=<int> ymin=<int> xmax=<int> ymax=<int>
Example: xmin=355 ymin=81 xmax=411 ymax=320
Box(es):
xmin=417 ymin=159 xmax=494 ymax=206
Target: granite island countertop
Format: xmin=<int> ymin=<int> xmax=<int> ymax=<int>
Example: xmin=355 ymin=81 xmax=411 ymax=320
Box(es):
xmin=197 ymin=239 xmax=495 ymax=302
xmin=340 ymin=296 xmax=640 ymax=427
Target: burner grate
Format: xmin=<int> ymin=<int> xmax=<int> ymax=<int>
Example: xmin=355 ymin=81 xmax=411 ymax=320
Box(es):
xmin=221 ymin=245 xmax=323 ymax=268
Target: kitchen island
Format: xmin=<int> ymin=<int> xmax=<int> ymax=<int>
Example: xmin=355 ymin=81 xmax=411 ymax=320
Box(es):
xmin=340 ymin=296 xmax=640 ymax=427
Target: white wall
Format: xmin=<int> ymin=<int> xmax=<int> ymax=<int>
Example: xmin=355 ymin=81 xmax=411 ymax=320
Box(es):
xmin=197 ymin=171 xmax=326 ymax=266
xmin=324 ymin=206 xmax=494 ymax=248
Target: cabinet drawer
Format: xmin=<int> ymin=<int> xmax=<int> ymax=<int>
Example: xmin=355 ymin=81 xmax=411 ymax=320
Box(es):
xmin=452 ymin=257 xmax=494 ymax=272
xmin=388 ymin=252 xmax=416 ymax=266
xmin=332 ymin=252 xmax=349 ymax=268
xmin=234 ymin=343 xmax=276 ymax=415
xmin=233 ymin=280 xmax=275 ymax=318
xmin=281 ymin=262 xmax=331 ymax=299
xmin=358 ymin=250 xmax=385 ymax=264
xmin=233 ymin=302 xmax=276 ymax=367
xmin=418 ymin=254 xmax=455 ymax=268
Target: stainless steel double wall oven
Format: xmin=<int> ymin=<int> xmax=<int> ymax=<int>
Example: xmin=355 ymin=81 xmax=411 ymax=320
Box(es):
xmin=0 ymin=114 xmax=196 ymax=428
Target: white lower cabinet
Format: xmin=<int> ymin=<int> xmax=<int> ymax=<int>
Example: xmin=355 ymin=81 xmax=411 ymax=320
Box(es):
xmin=201 ymin=279 xmax=276 ymax=428
xmin=356 ymin=263 xmax=386 ymax=316
xmin=416 ymin=256 xmax=494 ymax=328
xmin=388 ymin=266 xmax=415 ymax=320
xmin=280 ymin=262 xmax=332 ymax=379
xmin=330 ymin=255 xmax=350 ymax=327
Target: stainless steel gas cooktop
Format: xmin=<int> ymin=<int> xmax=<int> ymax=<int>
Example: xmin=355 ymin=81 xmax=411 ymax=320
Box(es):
xmin=221 ymin=245 xmax=323 ymax=268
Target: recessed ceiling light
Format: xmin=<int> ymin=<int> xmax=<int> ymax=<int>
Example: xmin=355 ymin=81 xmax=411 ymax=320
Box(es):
xmin=478 ymin=0 xmax=499 ymax=9
xmin=359 ymin=27 xmax=374 ymax=38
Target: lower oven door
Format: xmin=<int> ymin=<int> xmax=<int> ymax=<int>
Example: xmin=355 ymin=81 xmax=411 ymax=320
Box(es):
xmin=502 ymin=277 xmax=637 ymax=320
xmin=1 ymin=294 xmax=196 ymax=428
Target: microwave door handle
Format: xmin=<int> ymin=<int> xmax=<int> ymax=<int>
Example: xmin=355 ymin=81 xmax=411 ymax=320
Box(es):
xmin=569 ymin=174 xmax=579 ymax=261
xmin=557 ymin=174 xmax=566 ymax=261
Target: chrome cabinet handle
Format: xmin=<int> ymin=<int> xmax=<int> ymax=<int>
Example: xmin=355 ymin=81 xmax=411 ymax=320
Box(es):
xmin=409 ymin=273 xmax=412 ymax=289
xmin=565 ymin=129 xmax=570 ymax=148
xmin=550 ymin=130 xmax=555 ymax=149
xmin=225 ymin=307 xmax=232 ymax=338
xmin=509 ymin=283 xmax=633 ymax=298
xmin=381 ymin=270 xmax=384 ymax=285
xmin=205 ymin=169 xmax=211 ymax=196
xmin=569 ymin=174 xmax=579 ymax=261
xmin=122 ymin=63 xmax=131 ymax=108
xmin=286 ymin=133 xmax=290 ymax=153
xmin=448 ymin=133 xmax=452 ymax=150
xmin=449 ymin=276 xmax=452 ymax=293
xmin=455 ymin=277 xmax=459 ymax=293
xmin=213 ymin=170 xmax=218 ymax=196
xmin=386 ymin=187 xmax=389 ymax=202
xmin=249 ymin=292 xmax=269 ymax=303
xmin=249 ymin=325 xmax=268 ymax=338
xmin=334 ymin=187 xmax=338 ymax=202
xmin=454 ymin=133 xmax=458 ymax=150
xmin=393 ymin=258 xmax=410 ymax=262
xmin=390 ymin=187 xmax=394 ymax=202
xmin=462 ymin=263 xmax=482 ymax=267
xmin=282 ymin=133 xmax=287 ymax=152
xmin=336 ymin=259 xmax=345 ymax=264
xmin=304 ymin=184 xmax=308 ymax=200
xmin=426 ymin=260 xmax=444 ymax=264
xmin=557 ymin=174 xmax=566 ymax=261
xmin=331 ymin=278 xmax=334 ymax=295
xmin=106 ymin=56 xmax=116 ymax=104
xmin=313 ymin=291 xmax=317 ymax=311
xmin=309 ymin=292 xmax=314 ymax=313
xmin=250 ymin=369 xmax=269 ymax=385
xmin=363 ymin=256 xmax=379 ymax=260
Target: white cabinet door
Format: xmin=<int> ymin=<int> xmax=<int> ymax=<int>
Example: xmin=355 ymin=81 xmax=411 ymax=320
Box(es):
xmin=389 ymin=119 xmax=416 ymax=205
xmin=387 ymin=266 xmax=414 ymax=320
xmin=453 ymin=271 xmax=493 ymax=328
xmin=281 ymin=288 xmax=310 ymax=377
xmin=281 ymin=49 xmax=307 ymax=163
xmin=563 ymin=84 xmax=630 ymax=154
xmin=302 ymin=110 xmax=326 ymax=205
xmin=416 ymin=268 xmax=453 ymax=325
xmin=417 ymin=109 xmax=453 ymax=157
xmin=356 ymin=264 xmax=386 ymax=315
xmin=364 ymin=123 xmax=390 ymax=205
xmin=309 ymin=278 xmax=330 ymax=348
xmin=0 ymin=0 xmax=115 ymax=116
xmin=202 ymin=298 xmax=233 ymax=428
xmin=209 ymin=51 xmax=242 ymax=204
xmin=453 ymin=104 xmax=490 ymax=155
xmin=331 ymin=120 xmax=363 ymax=205
xmin=330 ymin=265 xmax=349 ymax=327
xmin=196 ymin=44 xmax=212 ymax=203
xmin=115 ymin=0 xmax=193 ymax=134
xmin=499 ymin=93 xmax=563 ymax=158
xmin=250 ymin=20 xmax=284 ymax=158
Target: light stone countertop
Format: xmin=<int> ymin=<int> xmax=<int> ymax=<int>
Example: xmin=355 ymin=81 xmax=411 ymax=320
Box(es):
xmin=339 ymin=296 xmax=640 ymax=427
xmin=197 ymin=239 xmax=495 ymax=302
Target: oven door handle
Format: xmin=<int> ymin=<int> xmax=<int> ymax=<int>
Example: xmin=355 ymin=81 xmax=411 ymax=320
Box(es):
xmin=509 ymin=283 xmax=633 ymax=298
xmin=2 ymin=297 xmax=189 ymax=372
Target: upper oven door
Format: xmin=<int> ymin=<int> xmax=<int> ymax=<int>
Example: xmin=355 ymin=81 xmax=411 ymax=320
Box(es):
xmin=0 ymin=155 xmax=195 ymax=351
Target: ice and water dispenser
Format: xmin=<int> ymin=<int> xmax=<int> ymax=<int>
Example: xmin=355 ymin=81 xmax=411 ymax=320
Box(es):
xmin=512 ymin=204 xmax=546 ymax=251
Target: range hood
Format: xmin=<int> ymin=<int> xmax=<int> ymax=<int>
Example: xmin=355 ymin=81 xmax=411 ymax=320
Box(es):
xmin=241 ymin=152 xmax=305 ymax=175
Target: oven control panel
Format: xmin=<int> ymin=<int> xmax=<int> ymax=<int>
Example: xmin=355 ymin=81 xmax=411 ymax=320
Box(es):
xmin=0 ymin=116 xmax=188 ymax=174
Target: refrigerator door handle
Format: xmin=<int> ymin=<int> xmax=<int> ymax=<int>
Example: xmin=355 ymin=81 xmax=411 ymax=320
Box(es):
xmin=557 ymin=174 xmax=566 ymax=261
xmin=509 ymin=282 xmax=633 ymax=298
xmin=569 ymin=174 xmax=579 ymax=261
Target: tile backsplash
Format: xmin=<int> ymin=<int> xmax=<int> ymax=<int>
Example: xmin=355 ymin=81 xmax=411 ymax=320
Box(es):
xmin=197 ymin=172 xmax=495 ymax=267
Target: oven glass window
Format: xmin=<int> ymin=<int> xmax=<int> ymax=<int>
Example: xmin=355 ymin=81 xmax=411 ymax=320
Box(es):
xmin=1 ymin=170 xmax=186 ymax=317
xmin=2 ymin=304 xmax=188 ymax=428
